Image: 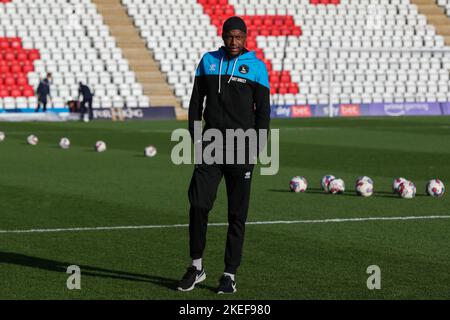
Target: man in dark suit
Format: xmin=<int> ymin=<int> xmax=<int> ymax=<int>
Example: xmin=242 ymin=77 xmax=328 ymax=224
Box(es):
xmin=78 ymin=82 xmax=94 ymax=121
xmin=35 ymin=73 xmax=52 ymax=112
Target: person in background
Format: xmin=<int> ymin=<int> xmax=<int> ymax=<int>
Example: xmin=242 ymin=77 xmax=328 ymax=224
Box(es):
xmin=78 ymin=82 xmax=94 ymax=121
xmin=35 ymin=73 xmax=52 ymax=112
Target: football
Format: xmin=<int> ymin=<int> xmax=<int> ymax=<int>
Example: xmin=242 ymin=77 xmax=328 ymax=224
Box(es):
xmin=144 ymin=145 xmax=157 ymax=158
xmin=392 ymin=177 xmax=407 ymax=194
xmin=328 ymin=178 xmax=345 ymax=194
xmin=0 ymin=131 xmax=5 ymax=142
xmin=59 ymin=137 xmax=71 ymax=149
xmin=356 ymin=180 xmax=374 ymax=197
xmin=27 ymin=134 xmax=39 ymax=146
xmin=356 ymin=176 xmax=374 ymax=185
xmin=426 ymin=179 xmax=445 ymax=198
xmin=290 ymin=176 xmax=308 ymax=193
xmin=399 ymin=181 xmax=416 ymax=199
xmin=95 ymin=141 xmax=107 ymax=152
xmin=321 ymin=175 xmax=336 ymax=193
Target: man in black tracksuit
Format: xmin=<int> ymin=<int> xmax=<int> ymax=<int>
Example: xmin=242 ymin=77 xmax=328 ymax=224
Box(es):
xmin=78 ymin=82 xmax=94 ymax=121
xmin=177 ymin=17 xmax=270 ymax=294
xmin=35 ymin=73 xmax=52 ymax=112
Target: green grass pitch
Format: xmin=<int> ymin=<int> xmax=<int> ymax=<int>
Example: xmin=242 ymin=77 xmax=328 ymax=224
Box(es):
xmin=0 ymin=117 xmax=449 ymax=299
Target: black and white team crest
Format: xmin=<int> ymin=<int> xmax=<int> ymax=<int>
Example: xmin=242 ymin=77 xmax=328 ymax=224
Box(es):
xmin=244 ymin=171 xmax=251 ymax=179
xmin=239 ymin=65 xmax=249 ymax=74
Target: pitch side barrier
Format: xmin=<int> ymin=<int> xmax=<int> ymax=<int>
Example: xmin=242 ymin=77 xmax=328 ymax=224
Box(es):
xmin=0 ymin=107 xmax=177 ymax=122
xmin=271 ymin=102 xmax=450 ymax=118
xmin=272 ymin=47 xmax=450 ymax=118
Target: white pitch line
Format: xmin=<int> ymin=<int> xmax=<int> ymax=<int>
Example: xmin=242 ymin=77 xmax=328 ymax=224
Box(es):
xmin=0 ymin=215 xmax=449 ymax=235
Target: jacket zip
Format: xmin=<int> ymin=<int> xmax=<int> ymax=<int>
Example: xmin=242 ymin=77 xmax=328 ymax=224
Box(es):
xmin=221 ymin=58 xmax=231 ymax=132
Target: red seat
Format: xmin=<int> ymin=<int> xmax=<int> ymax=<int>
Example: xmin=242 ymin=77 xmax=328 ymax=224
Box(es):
xmin=278 ymin=87 xmax=288 ymax=94
xmin=269 ymin=75 xmax=278 ymax=83
xmin=23 ymin=87 xmax=35 ymax=97
xmin=281 ymin=74 xmax=291 ymax=83
xmin=22 ymin=65 xmax=34 ymax=73
xmin=0 ymin=89 xmax=9 ymax=98
xmin=10 ymin=89 xmax=22 ymax=97
xmin=288 ymin=85 xmax=299 ymax=94
xmin=16 ymin=51 xmax=28 ymax=61
xmin=16 ymin=77 xmax=27 ymax=86
xmin=4 ymin=52 xmax=15 ymax=61
xmin=224 ymin=7 xmax=234 ymax=16
xmin=246 ymin=39 xmax=257 ymax=49
xmin=4 ymin=77 xmax=15 ymax=86
xmin=254 ymin=49 xmax=264 ymax=60
xmin=10 ymin=65 xmax=22 ymax=73
xmin=259 ymin=28 xmax=270 ymax=36
xmin=10 ymin=39 xmax=21 ymax=49
xmin=252 ymin=17 xmax=262 ymax=27
xmin=285 ymin=17 xmax=294 ymax=26
xmin=292 ymin=27 xmax=302 ymax=36
xmin=28 ymin=49 xmax=40 ymax=60
xmin=263 ymin=18 xmax=273 ymax=27
xmin=281 ymin=28 xmax=292 ymax=36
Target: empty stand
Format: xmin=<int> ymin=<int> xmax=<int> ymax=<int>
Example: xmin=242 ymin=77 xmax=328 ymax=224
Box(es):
xmin=92 ymin=0 xmax=182 ymax=113
xmin=123 ymin=0 xmax=450 ymax=107
xmin=0 ymin=0 xmax=149 ymax=110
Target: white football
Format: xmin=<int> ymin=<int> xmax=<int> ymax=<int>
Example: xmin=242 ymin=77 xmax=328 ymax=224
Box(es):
xmin=0 ymin=131 xmax=5 ymax=142
xmin=95 ymin=141 xmax=107 ymax=152
xmin=356 ymin=176 xmax=374 ymax=185
xmin=356 ymin=180 xmax=374 ymax=197
xmin=426 ymin=179 xmax=445 ymax=198
xmin=399 ymin=181 xmax=416 ymax=199
xmin=392 ymin=177 xmax=407 ymax=194
xmin=144 ymin=145 xmax=157 ymax=158
xmin=59 ymin=137 xmax=71 ymax=149
xmin=27 ymin=134 xmax=39 ymax=146
xmin=290 ymin=176 xmax=308 ymax=193
xmin=328 ymin=178 xmax=345 ymax=194
xmin=321 ymin=175 xmax=336 ymax=192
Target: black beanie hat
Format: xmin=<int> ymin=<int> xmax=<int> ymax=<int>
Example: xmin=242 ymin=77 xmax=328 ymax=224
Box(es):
xmin=222 ymin=16 xmax=247 ymax=34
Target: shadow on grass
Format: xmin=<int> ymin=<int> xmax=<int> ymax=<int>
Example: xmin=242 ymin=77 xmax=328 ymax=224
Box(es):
xmin=0 ymin=251 xmax=216 ymax=292
xmin=269 ymin=188 xmax=358 ymax=197
xmin=269 ymin=188 xmax=427 ymax=198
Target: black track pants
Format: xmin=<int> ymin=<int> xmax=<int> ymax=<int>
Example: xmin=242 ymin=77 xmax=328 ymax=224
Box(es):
xmin=188 ymin=163 xmax=254 ymax=274
xmin=35 ymin=99 xmax=47 ymax=112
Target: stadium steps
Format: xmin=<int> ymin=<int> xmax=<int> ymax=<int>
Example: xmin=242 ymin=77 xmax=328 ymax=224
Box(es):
xmin=90 ymin=0 xmax=187 ymax=119
xmin=412 ymin=0 xmax=450 ymax=45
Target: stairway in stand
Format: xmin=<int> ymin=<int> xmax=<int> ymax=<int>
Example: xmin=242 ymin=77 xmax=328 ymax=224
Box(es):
xmin=412 ymin=0 xmax=450 ymax=46
xmin=91 ymin=0 xmax=187 ymax=120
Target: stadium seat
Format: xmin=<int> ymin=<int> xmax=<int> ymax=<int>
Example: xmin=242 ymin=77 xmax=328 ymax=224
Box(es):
xmin=436 ymin=0 xmax=450 ymax=17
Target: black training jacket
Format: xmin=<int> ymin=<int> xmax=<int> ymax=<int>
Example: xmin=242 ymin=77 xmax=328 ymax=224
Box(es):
xmin=189 ymin=46 xmax=271 ymax=141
